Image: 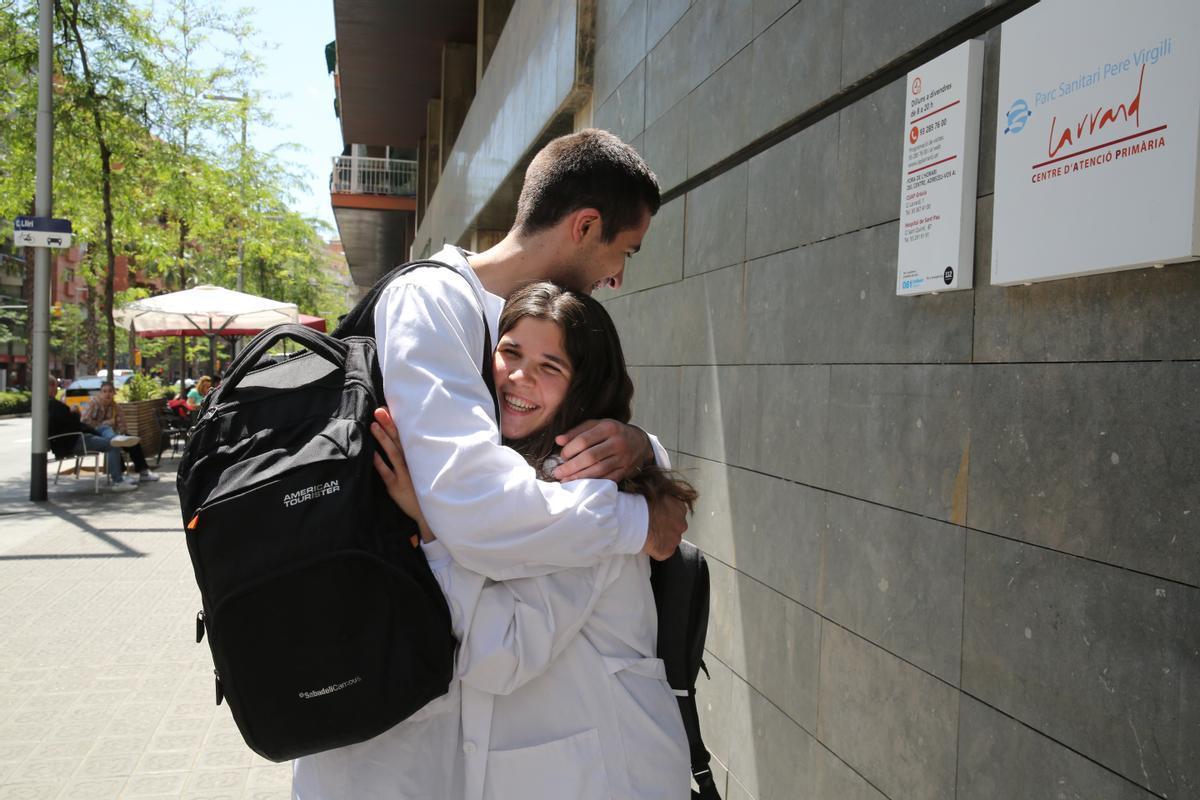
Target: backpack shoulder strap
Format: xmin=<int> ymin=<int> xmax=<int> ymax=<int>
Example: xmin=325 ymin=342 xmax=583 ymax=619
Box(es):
xmin=334 ymin=260 xmax=498 ymax=421
xmin=650 ymin=542 xmax=721 ymax=799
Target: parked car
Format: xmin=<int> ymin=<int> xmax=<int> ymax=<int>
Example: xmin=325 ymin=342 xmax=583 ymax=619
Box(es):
xmin=63 ymin=374 xmax=133 ymax=409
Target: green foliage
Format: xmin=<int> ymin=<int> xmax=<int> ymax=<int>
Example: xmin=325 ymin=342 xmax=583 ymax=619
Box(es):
xmin=0 ymin=391 xmax=32 ymax=415
xmin=0 ymin=0 xmax=350 ymax=375
xmin=116 ymin=372 xmax=160 ymax=402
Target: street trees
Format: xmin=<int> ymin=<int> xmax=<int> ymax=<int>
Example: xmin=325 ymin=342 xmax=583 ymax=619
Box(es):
xmin=0 ymin=0 xmax=347 ymax=379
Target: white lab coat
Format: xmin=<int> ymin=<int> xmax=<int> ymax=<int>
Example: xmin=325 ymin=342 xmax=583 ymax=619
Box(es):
xmin=293 ymin=247 xmax=673 ymax=798
xmin=424 ymin=540 xmax=691 ymax=800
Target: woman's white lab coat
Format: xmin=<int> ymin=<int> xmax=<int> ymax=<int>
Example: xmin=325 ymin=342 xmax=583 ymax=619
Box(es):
xmin=425 ymin=540 xmax=691 ymax=800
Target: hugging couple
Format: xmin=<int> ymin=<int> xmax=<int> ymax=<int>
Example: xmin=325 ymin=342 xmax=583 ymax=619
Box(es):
xmin=292 ymin=129 xmax=698 ymax=799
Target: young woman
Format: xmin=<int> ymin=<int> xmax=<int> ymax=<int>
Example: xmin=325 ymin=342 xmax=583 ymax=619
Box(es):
xmin=186 ymin=375 xmax=212 ymax=410
xmin=373 ymin=282 xmax=696 ymax=800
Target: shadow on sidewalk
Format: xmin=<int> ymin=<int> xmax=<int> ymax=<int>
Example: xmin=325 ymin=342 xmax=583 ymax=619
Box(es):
xmin=0 ymin=462 xmax=184 ymax=561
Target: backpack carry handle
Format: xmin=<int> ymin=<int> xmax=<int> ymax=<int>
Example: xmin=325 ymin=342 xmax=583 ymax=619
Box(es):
xmin=222 ymin=323 xmax=349 ymax=394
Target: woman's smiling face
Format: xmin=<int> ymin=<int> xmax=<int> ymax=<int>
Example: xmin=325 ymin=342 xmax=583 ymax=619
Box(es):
xmin=493 ymin=317 xmax=573 ymax=441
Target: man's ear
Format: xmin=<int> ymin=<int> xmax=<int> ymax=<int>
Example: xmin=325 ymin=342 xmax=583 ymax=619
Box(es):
xmin=568 ymin=207 xmax=603 ymax=244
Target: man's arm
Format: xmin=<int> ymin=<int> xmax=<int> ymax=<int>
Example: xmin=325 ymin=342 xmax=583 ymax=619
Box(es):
xmin=376 ymin=270 xmax=651 ymax=580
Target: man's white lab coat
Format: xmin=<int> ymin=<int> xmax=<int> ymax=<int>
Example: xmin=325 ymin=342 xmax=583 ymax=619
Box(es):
xmin=292 ymin=247 xmax=673 ymax=798
xmin=424 ymin=540 xmax=690 ymax=800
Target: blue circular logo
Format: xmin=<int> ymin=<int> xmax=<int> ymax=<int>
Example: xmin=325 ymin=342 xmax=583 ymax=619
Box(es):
xmin=1004 ymin=99 xmax=1032 ymax=135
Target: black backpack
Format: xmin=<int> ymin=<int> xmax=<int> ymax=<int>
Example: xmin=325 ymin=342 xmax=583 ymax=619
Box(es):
xmin=651 ymin=540 xmax=722 ymax=800
xmin=178 ymin=260 xmax=490 ymax=762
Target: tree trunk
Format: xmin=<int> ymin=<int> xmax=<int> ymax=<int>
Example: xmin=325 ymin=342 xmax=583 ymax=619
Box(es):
xmin=82 ymin=269 xmax=99 ymax=373
xmin=100 ymin=141 xmax=117 ymax=382
xmin=62 ymin=0 xmax=118 ymax=380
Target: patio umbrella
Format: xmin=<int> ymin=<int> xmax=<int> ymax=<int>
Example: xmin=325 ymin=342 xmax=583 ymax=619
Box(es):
xmin=115 ymin=285 xmax=302 ymax=386
xmin=115 ymin=285 xmax=300 ymax=334
xmin=132 ymin=313 xmax=327 ymax=338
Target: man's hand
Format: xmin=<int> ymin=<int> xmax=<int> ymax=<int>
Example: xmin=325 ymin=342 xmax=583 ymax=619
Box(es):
xmin=643 ymin=494 xmax=687 ymax=560
xmin=553 ymin=419 xmax=653 ymax=482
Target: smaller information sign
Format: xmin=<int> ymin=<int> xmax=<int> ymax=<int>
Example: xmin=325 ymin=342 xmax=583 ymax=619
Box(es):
xmin=897 ymin=40 xmax=984 ymax=296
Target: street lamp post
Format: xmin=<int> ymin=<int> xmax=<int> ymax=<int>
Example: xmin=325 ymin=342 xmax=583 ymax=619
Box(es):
xmin=30 ymin=0 xmax=53 ymax=502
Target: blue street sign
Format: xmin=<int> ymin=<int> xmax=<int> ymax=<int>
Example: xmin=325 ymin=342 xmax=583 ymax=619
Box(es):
xmin=14 ymin=216 xmax=72 ymax=233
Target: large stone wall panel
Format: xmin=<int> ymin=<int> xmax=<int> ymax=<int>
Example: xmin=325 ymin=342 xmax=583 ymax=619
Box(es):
xmin=707 ymin=560 xmax=821 ymax=730
xmin=593 ymin=0 xmax=646 ymax=106
xmin=957 ymin=696 xmax=1160 ymax=800
xmin=821 ymin=494 xmax=966 ymax=684
xmin=641 ymin=97 xmax=689 ymax=191
xmin=683 ymin=456 xmax=826 ymax=609
xmin=743 ymin=223 xmax=974 ymax=364
xmin=628 ymin=365 xmax=680 ymax=450
xmin=834 ymin=79 xmax=904 ymax=233
xmin=697 ymin=652 xmax=737 ymax=777
xmin=647 ymin=0 xmax=690 ymax=51
xmin=961 ymin=533 xmax=1200 ymax=798
xmin=748 ymin=0 xmax=843 ymax=146
xmin=752 ymin=0 xmax=799 ymax=38
xmin=687 ymin=45 xmax=756 ymax=177
xmin=840 ymin=0 xmax=987 ymax=87
xmin=727 ymin=670 xmax=821 ymax=800
xmin=684 ymin=164 xmax=749 ymax=276
xmin=593 ymin=59 xmax=645 ymax=145
xmin=967 ymin=361 xmax=1200 ymax=586
xmin=746 ymin=115 xmax=840 ymax=260
xmin=817 ymin=621 xmax=960 ymax=800
xmin=680 ymin=365 xmax=832 ymax=486
xmin=827 ymin=364 xmax=973 ymax=522
xmin=645 ymin=6 xmax=697 ymax=126
xmin=689 ymin=0 xmax=755 ymax=91
xmin=973 ymin=257 xmax=1200 ymax=363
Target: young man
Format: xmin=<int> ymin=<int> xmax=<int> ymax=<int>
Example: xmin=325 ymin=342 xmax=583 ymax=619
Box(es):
xmin=293 ymin=129 xmax=687 ymax=797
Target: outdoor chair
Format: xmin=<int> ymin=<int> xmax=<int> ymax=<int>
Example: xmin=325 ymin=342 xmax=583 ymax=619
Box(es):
xmin=47 ymin=432 xmax=106 ymax=494
xmin=161 ymin=407 xmax=196 ymax=460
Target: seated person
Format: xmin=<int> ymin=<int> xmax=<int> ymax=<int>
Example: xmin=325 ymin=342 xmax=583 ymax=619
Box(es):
xmin=186 ymin=376 xmax=212 ymax=411
xmin=48 ymin=378 xmax=157 ymax=490
xmin=80 ymin=380 xmax=160 ymax=482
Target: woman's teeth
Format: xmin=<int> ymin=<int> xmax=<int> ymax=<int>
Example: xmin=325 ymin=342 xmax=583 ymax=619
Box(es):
xmin=505 ymin=394 xmax=538 ymax=412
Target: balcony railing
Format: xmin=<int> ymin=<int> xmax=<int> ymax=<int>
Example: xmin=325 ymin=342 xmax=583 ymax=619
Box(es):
xmin=330 ymin=155 xmax=417 ymax=197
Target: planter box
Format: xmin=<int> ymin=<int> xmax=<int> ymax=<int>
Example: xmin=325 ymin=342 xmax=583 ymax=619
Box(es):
xmin=120 ymin=398 xmax=165 ymax=457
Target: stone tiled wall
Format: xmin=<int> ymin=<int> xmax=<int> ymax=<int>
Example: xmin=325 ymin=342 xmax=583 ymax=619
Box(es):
xmin=592 ymin=1 xmax=1200 ymax=798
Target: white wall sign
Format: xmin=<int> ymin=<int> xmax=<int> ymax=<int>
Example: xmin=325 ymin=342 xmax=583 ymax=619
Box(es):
xmin=993 ymin=0 xmax=1200 ymax=285
xmin=897 ymin=39 xmax=984 ymax=297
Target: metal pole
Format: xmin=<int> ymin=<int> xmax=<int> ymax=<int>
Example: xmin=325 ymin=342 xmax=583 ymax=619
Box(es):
xmin=30 ymin=0 xmax=53 ymax=502
xmin=236 ymin=107 xmax=246 ymax=293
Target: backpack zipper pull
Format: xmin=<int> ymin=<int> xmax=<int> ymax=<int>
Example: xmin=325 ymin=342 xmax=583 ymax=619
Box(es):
xmin=214 ymin=669 xmax=224 ymax=706
xmin=195 ymin=611 xmax=205 ymax=644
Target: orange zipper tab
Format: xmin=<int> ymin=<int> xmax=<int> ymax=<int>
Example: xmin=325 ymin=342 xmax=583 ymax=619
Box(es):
xmin=187 ymin=514 xmax=200 ymax=531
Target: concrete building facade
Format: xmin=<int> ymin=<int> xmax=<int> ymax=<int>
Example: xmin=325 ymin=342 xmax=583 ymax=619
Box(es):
xmin=330 ymin=1 xmax=1199 ymax=797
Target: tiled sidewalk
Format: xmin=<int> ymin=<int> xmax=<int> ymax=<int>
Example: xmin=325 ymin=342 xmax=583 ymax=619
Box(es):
xmin=0 ymin=439 xmax=292 ymax=799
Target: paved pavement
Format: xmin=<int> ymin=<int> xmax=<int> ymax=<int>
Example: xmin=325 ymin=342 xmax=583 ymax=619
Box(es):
xmin=0 ymin=417 xmax=292 ymax=799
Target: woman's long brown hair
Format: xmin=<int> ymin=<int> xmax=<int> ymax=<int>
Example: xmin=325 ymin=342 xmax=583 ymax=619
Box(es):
xmin=499 ymin=282 xmax=698 ymax=511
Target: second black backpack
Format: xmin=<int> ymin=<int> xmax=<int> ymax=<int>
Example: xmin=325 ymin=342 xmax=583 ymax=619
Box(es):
xmin=651 ymin=540 xmax=722 ymax=800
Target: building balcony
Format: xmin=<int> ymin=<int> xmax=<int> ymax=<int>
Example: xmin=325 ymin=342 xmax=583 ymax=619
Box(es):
xmin=330 ymin=155 xmax=417 ymax=199
xmin=329 ymin=155 xmax=418 ymax=291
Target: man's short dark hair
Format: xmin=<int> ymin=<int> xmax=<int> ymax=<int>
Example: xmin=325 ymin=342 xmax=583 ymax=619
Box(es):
xmin=513 ymin=129 xmax=661 ymax=242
